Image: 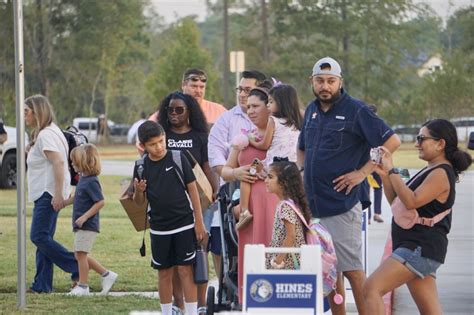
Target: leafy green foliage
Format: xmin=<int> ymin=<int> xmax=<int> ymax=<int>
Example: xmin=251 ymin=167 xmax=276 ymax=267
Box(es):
xmin=0 ymin=1 xmax=472 ymax=127
xmin=146 ymin=18 xmax=219 ymax=106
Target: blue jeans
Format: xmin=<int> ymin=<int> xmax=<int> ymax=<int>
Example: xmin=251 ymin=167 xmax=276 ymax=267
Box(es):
xmin=30 ymin=192 xmax=78 ymax=293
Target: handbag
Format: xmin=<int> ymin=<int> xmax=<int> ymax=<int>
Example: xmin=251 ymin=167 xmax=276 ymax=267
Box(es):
xmin=391 ymin=165 xmax=452 ymax=229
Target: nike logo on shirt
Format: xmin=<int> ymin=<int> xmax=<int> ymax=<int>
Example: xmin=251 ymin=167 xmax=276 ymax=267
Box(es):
xmin=165 ymin=167 xmax=173 ymax=171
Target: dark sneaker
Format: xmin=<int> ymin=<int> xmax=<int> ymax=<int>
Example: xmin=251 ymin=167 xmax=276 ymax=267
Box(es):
xmin=374 ymin=214 xmax=384 ymax=223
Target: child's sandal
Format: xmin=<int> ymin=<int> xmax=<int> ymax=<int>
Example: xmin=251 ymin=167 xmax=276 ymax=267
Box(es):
xmin=236 ymin=209 xmax=253 ymax=230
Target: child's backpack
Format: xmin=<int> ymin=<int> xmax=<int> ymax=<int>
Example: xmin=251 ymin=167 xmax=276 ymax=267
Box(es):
xmin=62 ymin=126 xmax=88 ymax=185
xmin=285 ymin=200 xmax=338 ymax=296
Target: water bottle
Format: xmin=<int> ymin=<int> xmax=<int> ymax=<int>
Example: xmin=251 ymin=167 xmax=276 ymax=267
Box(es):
xmin=193 ymin=246 xmax=208 ymax=284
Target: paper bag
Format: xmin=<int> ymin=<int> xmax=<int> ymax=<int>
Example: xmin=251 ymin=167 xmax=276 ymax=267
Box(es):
xmin=190 ymin=160 xmax=213 ymax=210
xmin=119 ymin=185 xmax=149 ymax=232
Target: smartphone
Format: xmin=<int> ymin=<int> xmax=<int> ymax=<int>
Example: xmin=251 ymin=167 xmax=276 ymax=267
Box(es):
xmin=370 ymin=148 xmax=382 ymax=164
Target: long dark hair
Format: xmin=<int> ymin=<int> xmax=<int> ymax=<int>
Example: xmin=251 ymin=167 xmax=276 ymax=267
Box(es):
xmin=270 ymin=161 xmax=312 ymax=224
xmin=423 ymin=119 xmax=472 ymax=178
xmin=157 ymin=92 xmax=208 ymax=133
xmin=269 ymin=84 xmax=303 ymax=130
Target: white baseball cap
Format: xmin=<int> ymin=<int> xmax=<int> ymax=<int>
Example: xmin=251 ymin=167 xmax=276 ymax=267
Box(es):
xmin=312 ymin=57 xmax=342 ymax=77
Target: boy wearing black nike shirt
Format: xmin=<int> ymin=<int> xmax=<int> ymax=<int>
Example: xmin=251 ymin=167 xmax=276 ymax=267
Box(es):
xmin=134 ymin=121 xmax=206 ymax=315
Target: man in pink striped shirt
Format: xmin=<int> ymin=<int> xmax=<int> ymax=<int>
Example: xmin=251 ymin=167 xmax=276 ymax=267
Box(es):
xmin=208 ymin=70 xmax=267 ymax=178
xmin=181 ymin=69 xmax=227 ymax=125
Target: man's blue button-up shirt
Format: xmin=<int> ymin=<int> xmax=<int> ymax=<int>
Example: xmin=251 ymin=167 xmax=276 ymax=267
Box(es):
xmin=298 ymin=90 xmax=394 ymax=218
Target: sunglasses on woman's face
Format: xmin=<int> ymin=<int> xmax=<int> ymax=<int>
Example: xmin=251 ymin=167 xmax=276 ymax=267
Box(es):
xmin=416 ymin=134 xmax=440 ymax=144
xmin=167 ymin=106 xmax=186 ymax=115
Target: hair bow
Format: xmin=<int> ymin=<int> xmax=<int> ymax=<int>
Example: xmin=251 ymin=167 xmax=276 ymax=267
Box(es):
xmin=273 ymin=156 xmax=289 ymax=162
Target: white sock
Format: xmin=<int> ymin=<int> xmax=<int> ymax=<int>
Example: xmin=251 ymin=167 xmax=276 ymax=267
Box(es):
xmin=161 ymin=303 xmax=172 ymax=315
xmin=185 ymin=302 xmax=198 ymax=315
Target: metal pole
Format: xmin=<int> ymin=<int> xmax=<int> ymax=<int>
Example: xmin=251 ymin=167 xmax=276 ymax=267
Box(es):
xmin=13 ymin=0 xmax=27 ymax=309
xmin=235 ymin=54 xmax=239 ymax=107
xmin=223 ymin=0 xmax=229 ymax=107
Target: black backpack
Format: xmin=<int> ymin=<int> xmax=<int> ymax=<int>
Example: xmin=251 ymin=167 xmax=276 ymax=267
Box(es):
xmin=63 ymin=126 xmax=88 ymax=185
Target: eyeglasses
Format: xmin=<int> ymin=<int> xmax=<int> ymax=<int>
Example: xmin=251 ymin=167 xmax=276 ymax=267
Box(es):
xmin=184 ymin=74 xmax=207 ymax=83
xmin=416 ymin=134 xmax=440 ymax=144
xmin=235 ymin=87 xmax=253 ymax=94
xmin=167 ymin=107 xmax=186 ymax=115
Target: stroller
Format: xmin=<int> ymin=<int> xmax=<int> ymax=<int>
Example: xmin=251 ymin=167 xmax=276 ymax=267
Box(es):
xmin=206 ymin=183 xmax=240 ymax=314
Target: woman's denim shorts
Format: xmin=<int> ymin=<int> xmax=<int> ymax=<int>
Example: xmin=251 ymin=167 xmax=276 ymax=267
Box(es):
xmin=391 ymin=246 xmax=442 ymax=279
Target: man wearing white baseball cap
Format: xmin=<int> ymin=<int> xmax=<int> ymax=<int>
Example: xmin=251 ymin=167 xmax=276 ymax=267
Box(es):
xmin=297 ymin=56 xmax=401 ymax=315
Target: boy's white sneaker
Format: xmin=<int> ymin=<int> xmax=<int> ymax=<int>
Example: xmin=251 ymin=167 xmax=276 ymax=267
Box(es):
xmin=68 ymin=285 xmax=90 ymax=296
xmin=100 ymin=271 xmax=118 ymax=295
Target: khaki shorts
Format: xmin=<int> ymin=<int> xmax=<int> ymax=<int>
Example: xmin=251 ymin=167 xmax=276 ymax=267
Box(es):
xmin=74 ymin=230 xmax=98 ymax=253
xmin=319 ymin=203 xmax=363 ymax=272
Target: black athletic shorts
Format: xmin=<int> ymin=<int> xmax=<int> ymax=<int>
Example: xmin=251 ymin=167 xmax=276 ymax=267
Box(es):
xmin=150 ymin=224 xmax=197 ymax=269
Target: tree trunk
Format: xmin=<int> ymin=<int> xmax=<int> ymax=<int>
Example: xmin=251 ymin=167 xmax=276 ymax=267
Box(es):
xmin=341 ymin=0 xmax=350 ymax=90
xmin=261 ymin=0 xmax=270 ymax=62
xmin=35 ymin=0 xmax=50 ymax=96
xmin=223 ymin=0 xmax=229 ymax=106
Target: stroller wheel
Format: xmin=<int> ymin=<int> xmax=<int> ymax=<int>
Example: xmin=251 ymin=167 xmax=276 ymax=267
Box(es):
xmin=206 ymin=285 xmax=215 ymax=314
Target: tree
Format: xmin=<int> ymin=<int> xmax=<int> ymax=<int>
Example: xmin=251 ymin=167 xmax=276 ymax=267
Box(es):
xmin=0 ymin=0 xmax=151 ymax=128
xmin=146 ymin=18 xmax=219 ymax=107
xmin=409 ymin=6 xmax=474 ymax=122
xmin=0 ymin=0 xmax=15 ymax=124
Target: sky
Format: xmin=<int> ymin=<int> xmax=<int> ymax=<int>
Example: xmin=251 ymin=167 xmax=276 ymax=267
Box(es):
xmin=150 ymin=0 xmax=473 ymax=24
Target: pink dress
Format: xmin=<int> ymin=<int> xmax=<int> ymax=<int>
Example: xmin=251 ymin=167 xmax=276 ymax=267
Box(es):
xmin=237 ymin=146 xmax=279 ymax=302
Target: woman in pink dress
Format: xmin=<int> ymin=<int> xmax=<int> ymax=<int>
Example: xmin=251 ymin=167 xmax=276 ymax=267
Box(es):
xmin=221 ymin=87 xmax=279 ymax=303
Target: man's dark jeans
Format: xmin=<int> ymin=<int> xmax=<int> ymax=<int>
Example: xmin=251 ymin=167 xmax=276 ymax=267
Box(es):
xmin=30 ymin=192 xmax=78 ymax=293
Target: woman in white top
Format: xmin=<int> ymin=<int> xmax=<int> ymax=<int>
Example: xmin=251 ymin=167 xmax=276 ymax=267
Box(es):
xmin=25 ymin=95 xmax=79 ymax=293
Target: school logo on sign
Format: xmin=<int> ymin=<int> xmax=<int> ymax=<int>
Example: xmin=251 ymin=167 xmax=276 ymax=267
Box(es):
xmin=246 ymin=274 xmax=317 ymax=309
xmin=249 ymin=279 xmax=273 ymax=302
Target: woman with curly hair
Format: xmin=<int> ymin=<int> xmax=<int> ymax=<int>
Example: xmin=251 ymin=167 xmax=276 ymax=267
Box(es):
xmin=158 ymin=91 xmax=218 ymax=315
xmin=157 ymin=91 xmax=214 ymax=182
xmin=265 ymin=158 xmax=311 ymax=270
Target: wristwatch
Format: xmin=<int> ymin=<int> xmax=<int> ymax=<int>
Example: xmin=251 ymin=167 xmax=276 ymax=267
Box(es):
xmin=388 ymin=168 xmax=400 ymax=175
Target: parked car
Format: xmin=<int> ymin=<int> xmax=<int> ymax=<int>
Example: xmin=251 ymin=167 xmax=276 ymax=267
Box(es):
xmin=451 ymin=117 xmax=474 ymax=142
xmin=72 ymin=117 xmax=129 ymax=143
xmin=392 ymin=124 xmax=420 ymax=142
xmin=72 ymin=117 xmax=114 ymax=143
xmin=0 ymin=126 xmax=29 ymax=189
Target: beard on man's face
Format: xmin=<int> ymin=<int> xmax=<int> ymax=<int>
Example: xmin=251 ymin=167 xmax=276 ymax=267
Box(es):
xmin=312 ymin=85 xmax=342 ymax=104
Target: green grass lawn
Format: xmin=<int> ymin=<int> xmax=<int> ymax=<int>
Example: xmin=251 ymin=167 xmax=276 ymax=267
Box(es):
xmin=96 ymin=144 xmax=138 ymax=161
xmin=0 ymin=174 xmax=216 ymax=313
xmin=0 ymin=294 xmax=163 ymax=314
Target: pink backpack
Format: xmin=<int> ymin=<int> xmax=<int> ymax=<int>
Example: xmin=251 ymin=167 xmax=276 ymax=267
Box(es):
xmin=285 ymin=200 xmax=337 ymax=296
xmin=391 ymin=166 xmax=452 ymax=230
